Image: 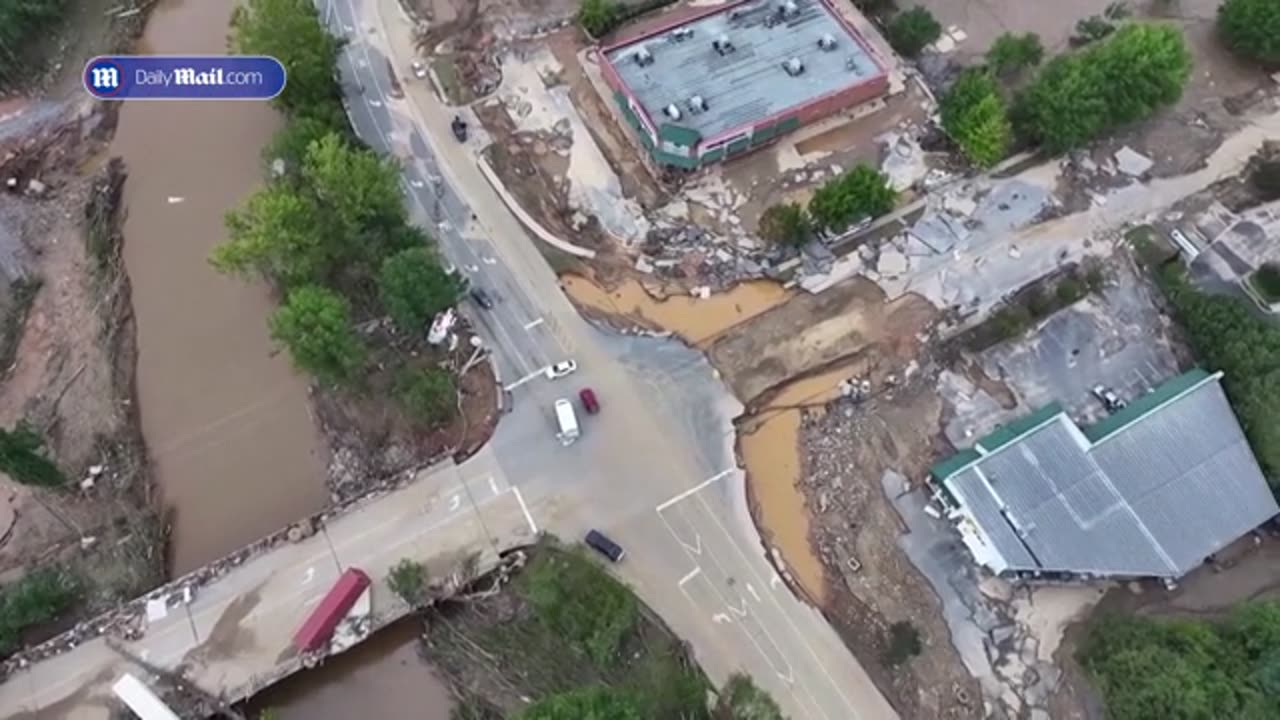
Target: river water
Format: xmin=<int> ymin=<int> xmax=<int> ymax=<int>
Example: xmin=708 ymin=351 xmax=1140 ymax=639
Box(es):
xmin=114 ymin=1 xmax=453 ymax=716
xmin=114 ymin=0 xmax=329 ymax=575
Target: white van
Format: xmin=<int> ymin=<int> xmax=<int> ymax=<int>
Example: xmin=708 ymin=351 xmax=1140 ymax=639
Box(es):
xmin=554 ymin=398 xmax=580 ymax=445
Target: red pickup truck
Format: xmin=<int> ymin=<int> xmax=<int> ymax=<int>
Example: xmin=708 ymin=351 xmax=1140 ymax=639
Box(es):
xmin=292 ymin=568 xmax=371 ymax=653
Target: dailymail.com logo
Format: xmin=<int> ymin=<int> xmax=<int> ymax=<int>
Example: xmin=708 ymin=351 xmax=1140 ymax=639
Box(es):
xmin=86 ymin=59 xmax=124 ymax=96
xmin=83 ymin=55 xmax=287 ymax=101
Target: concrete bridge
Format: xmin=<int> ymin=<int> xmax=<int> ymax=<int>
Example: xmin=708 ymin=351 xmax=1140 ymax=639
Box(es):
xmin=0 ymin=447 xmax=537 ymax=719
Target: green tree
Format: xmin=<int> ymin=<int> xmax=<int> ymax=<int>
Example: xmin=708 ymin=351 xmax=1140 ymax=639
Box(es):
xmin=215 ymin=183 xmax=335 ymax=286
xmin=578 ymin=0 xmax=620 ymax=38
xmin=522 ymin=548 xmax=638 ymax=667
xmin=713 ymin=674 xmax=787 ymax=720
xmin=987 ymin=32 xmax=1044 ymax=75
xmin=807 ymin=165 xmax=896 ymax=233
xmin=757 ymin=203 xmax=812 ymax=247
xmin=302 ymin=134 xmax=413 ymax=268
xmin=940 ymin=69 xmax=1012 ymax=168
xmin=886 ymin=6 xmax=942 ymax=58
xmin=1017 ymin=23 xmax=1191 ymax=152
xmin=387 ymin=558 xmax=430 ymax=607
xmin=1253 ymin=263 xmax=1280 ymax=300
xmin=519 ymin=687 xmax=642 ymax=720
xmin=230 ymin=0 xmax=346 ymax=126
xmin=378 ymin=247 xmax=465 ymax=332
xmin=0 ymin=424 xmax=66 ymax=487
xmin=264 ymin=115 xmax=334 ymax=179
xmin=0 ymin=567 xmax=82 ymax=654
xmin=0 ymin=0 xmax=68 ymax=89
xmin=883 ymin=621 xmax=923 ymax=667
xmin=1252 ymin=159 xmax=1280 ymax=200
xmin=1218 ymin=0 xmax=1280 ymax=67
xmin=270 ymin=285 xmax=366 ymax=384
xmin=395 ymin=367 xmax=456 ymax=426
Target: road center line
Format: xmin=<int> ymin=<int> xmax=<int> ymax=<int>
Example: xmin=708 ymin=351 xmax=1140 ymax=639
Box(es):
xmin=523 ymin=317 xmax=544 ymax=330
xmin=511 ymin=486 xmax=539 ymax=535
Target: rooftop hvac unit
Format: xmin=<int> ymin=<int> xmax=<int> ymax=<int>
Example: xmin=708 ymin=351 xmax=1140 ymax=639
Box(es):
xmin=817 ymin=33 xmax=837 ymax=50
xmin=764 ymin=13 xmax=778 ymax=27
xmin=712 ymin=35 xmax=735 ymax=55
xmin=783 ymin=57 xmax=805 ymax=76
xmin=633 ymin=47 xmax=654 ymax=66
xmin=781 ymin=0 xmax=799 ymax=17
xmin=667 ymin=27 xmax=694 ymax=42
xmin=664 ymin=103 xmax=683 ymax=120
xmin=845 ymin=56 xmax=863 ymax=72
xmin=687 ymin=95 xmax=708 ymax=113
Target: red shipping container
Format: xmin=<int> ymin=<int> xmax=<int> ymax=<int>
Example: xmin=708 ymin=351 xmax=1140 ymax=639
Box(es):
xmin=292 ymin=568 xmax=371 ymax=653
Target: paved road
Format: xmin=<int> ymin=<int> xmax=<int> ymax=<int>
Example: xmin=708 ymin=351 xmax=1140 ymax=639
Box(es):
xmin=0 ymin=454 xmax=537 ymax=719
xmin=334 ymin=0 xmax=898 ymax=717
xmin=0 ymin=3 xmax=897 ymax=717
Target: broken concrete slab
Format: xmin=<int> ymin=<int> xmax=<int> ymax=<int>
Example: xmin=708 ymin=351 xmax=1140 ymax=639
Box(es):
xmin=1114 ymin=146 xmax=1154 ymax=177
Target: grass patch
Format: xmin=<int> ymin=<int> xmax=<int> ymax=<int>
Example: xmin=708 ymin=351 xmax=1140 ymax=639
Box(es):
xmin=0 ymin=276 xmax=42 ymax=376
xmin=1126 ymin=225 xmax=1178 ymax=270
xmin=430 ymin=55 xmax=469 ymax=106
xmin=0 ymin=566 xmax=84 ymax=656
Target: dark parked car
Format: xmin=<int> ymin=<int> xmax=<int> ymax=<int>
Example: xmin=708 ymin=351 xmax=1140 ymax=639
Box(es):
xmin=579 ymin=387 xmax=600 ymax=414
xmin=584 ymin=529 xmax=625 ymax=562
xmin=451 ymin=115 xmax=468 ymax=142
xmin=470 ymin=287 xmax=495 ymax=310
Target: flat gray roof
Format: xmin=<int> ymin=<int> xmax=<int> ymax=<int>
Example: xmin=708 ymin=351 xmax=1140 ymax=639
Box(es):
xmin=942 ymin=371 xmax=1279 ymax=578
xmin=603 ymin=0 xmax=882 ymax=141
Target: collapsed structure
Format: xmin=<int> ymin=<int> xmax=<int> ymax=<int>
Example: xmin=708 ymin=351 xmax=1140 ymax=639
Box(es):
xmin=599 ymin=0 xmax=888 ymax=170
xmin=931 ymin=369 xmax=1279 ymax=580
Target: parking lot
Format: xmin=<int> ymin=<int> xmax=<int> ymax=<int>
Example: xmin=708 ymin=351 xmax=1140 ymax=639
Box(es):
xmin=942 ymin=264 xmax=1185 ymax=443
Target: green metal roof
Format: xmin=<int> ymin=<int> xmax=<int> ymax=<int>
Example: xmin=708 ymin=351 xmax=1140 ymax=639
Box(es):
xmin=930 ymin=449 xmax=981 ymax=482
xmin=975 ymin=403 xmax=1065 ymax=454
xmin=658 ymin=123 xmax=701 ymax=148
xmin=1083 ymin=368 xmax=1214 ymax=443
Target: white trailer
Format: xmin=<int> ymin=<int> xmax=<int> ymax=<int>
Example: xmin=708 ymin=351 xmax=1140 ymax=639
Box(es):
xmin=111 ymin=673 xmax=181 ymax=720
xmin=554 ymin=398 xmax=579 ymax=445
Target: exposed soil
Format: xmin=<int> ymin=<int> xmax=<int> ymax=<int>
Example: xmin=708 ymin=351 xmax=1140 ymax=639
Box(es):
xmin=314 ymin=321 xmax=501 ymax=502
xmin=0 ymin=106 xmax=165 ymax=624
xmin=709 ymin=277 xmax=938 ymax=405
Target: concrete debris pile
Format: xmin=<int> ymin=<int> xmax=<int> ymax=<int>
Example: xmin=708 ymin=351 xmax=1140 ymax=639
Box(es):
xmin=635 ymin=220 xmax=786 ymax=290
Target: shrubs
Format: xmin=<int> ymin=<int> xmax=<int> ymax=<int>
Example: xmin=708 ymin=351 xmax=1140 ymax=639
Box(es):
xmin=987 ymin=32 xmax=1044 ymax=76
xmin=387 ymin=558 xmax=430 ymax=607
xmin=1218 ymin=0 xmax=1280 ymax=67
xmin=0 ymin=568 xmax=82 ymax=654
xmin=577 ymin=0 xmax=620 ymax=37
xmin=808 ymin=165 xmax=897 ymax=234
xmin=1015 ymin=23 xmax=1191 ymax=152
xmin=378 ymin=247 xmax=465 ymax=333
xmin=886 ymin=7 xmax=942 ymax=58
xmin=1254 ymin=263 xmax=1280 ymax=302
xmin=0 ymin=425 xmax=66 ymax=488
xmin=269 ymin=286 xmax=366 ymax=385
xmin=394 ymin=368 xmax=457 ymax=426
xmin=757 ymin=203 xmax=812 ymax=247
xmin=882 ymin=621 xmax=923 ymax=667
xmin=940 ymin=69 xmax=1012 ymax=168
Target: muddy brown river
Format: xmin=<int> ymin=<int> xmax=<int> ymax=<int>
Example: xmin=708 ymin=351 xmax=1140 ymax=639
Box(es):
xmin=114 ymin=0 xmax=453 ymax=715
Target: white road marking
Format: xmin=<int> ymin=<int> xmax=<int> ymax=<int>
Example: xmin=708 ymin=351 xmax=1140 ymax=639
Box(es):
xmin=449 ymin=494 xmax=461 ymax=512
xmin=747 ymin=583 xmax=761 ymax=602
xmin=523 ymin=317 xmax=544 ymax=330
xmin=488 ymin=476 xmax=500 ymax=496
xmin=369 ymin=99 xmax=383 ymax=107
xmin=303 ymin=567 xmax=315 ymax=585
xmin=655 ymin=468 xmax=736 ymax=512
xmin=503 ymin=367 xmax=544 ymax=391
xmin=727 ymin=596 xmax=748 ymax=618
xmin=512 ymin=486 xmax=539 ymax=535
xmin=482 ymin=256 xmax=497 ymax=265
xmin=678 ymin=567 xmax=702 ymax=587
xmin=712 ymin=613 xmax=731 ymax=624
xmin=409 ymin=179 xmax=424 ymax=188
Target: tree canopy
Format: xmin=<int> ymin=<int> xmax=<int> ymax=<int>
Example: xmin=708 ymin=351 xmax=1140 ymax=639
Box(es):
xmin=578 ymin=0 xmax=621 ymax=37
xmin=713 ymin=674 xmax=786 ymax=720
xmin=757 ymin=203 xmax=812 ymax=247
xmin=1080 ymin=604 xmax=1280 ymax=720
xmin=1218 ymin=0 xmax=1280 ymax=68
xmin=807 ymin=165 xmax=896 ymax=233
xmin=0 ymin=0 xmax=67 ymax=89
xmin=1160 ymin=268 xmax=1280 ymax=483
xmin=1015 ymin=23 xmax=1191 ymax=152
xmin=379 ymin=247 xmax=465 ymax=333
xmin=886 ymin=7 xmax=942 ymax=58
xmin=0 ymin=425 xmax=65 ymax=487
xmin=519 ymin=687 xmax=642 ymax=720
xmin=269 ymin=285 xmax=366 ymax=384
xmin=940 ymin=69 xmax=1012 ymax=168
xmin=217 ymin=133 xmax=412 ymax=288
xmin=230 ymin=0 xmax=346 ymax=126
xmin=395 ymin=367 xmax=457 ymax=426
xmin=522 ymin=547 xmax=639 ymax=667
xmin=987 ymin=32 xmax=1044 ymax=76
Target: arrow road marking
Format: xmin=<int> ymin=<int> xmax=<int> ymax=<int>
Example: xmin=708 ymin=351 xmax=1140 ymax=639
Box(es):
xmin=449 ymin=494 xmax=461 ymax=512
xmin=747 ymin=583 xmax=761 ymax=602
xmin=727 ymin=597 xmax=748 ymax=618
xmin=712 ymin=613 xmax=731 ymax=624
xmin=302 ymin=567 xmax=315 ymax=585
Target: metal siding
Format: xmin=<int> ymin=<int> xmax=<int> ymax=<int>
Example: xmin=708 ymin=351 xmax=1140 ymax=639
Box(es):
xmin=948 ymin=469 xmax=1039 ymax=569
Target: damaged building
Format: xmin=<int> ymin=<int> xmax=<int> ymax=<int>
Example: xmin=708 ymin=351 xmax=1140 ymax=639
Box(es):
xmin=598 ymin=0 xmax=889 ymax=170
xmin=930 ymin=368 xmax=1279 ymax=580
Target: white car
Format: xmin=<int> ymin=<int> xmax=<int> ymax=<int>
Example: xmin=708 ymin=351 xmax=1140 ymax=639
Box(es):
xmin=411 ymin=60 xmax=428 ymax=79
xmin=545 ymin=360 xmax=578 ymax=380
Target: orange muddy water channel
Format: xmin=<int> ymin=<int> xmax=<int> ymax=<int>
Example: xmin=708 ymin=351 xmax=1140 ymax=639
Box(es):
xmin=562 ymin=276 xmax=833 ymax=598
